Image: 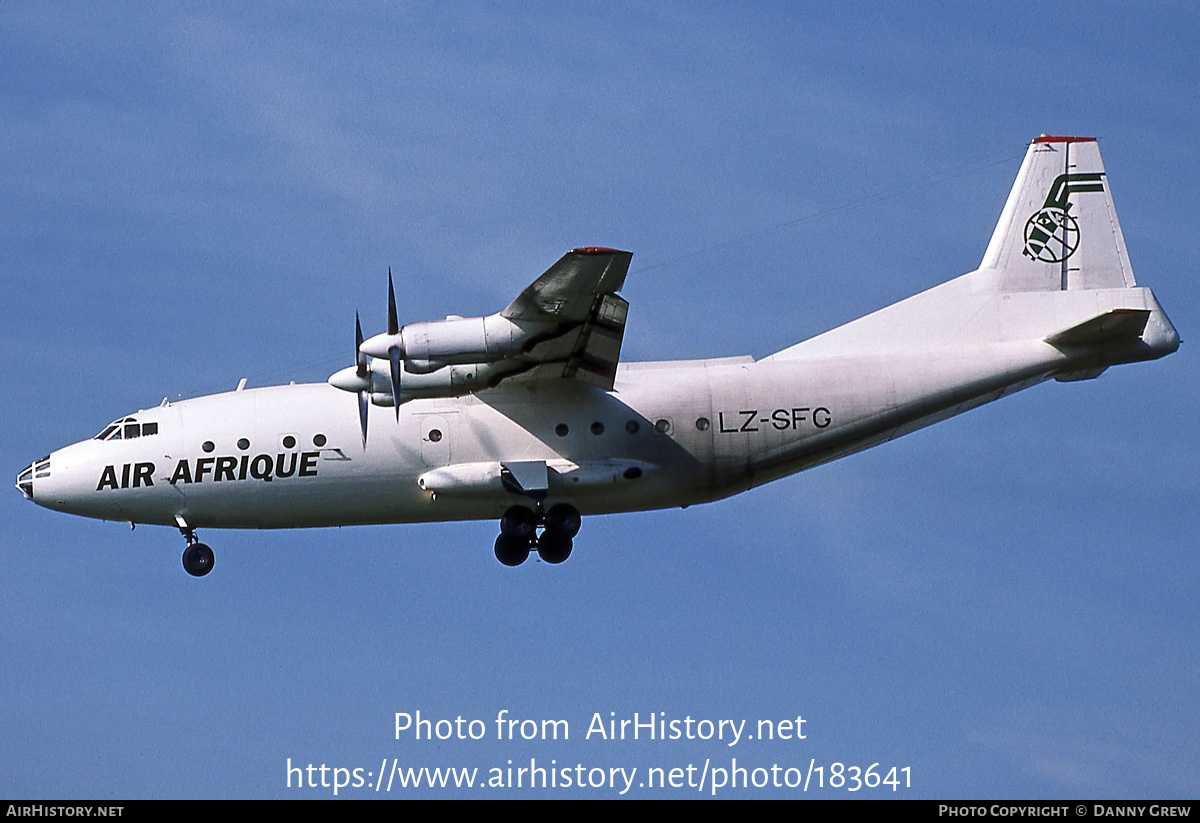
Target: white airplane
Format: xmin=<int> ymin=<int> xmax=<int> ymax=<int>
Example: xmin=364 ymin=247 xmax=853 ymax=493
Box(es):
xmin=17 ymin=136 xmax=1179 ymax=576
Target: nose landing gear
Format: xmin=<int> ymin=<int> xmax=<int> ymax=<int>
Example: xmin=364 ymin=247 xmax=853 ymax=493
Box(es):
xmin=493 ymin=503 xmax=580 ymax=567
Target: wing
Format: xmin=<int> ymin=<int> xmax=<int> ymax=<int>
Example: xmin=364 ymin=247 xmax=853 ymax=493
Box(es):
xmin=502 ymin=247 xmax=632 ymax=323
xmin=493 ymin=247 xmax=633 ymax=391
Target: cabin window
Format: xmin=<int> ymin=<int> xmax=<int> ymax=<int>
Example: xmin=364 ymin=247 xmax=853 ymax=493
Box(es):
xmin=237 ymin=438 xmax=250 ymax=450
xmin=282 ymin=435 xmax=297 ymax=449
xmin=555 ymin=423 xmax=569 ymax=437
xmin=695 ymin=417 xmax=710 ymax=431
xmin=313 ymin=433 xmax=327 ymax=447
xmin=590 ymin=422 xmax=605 ymax=435
xmin=625 ymin=420 xmax=639 ymax=434
xmin=202 ymin=441 xmax=215 ymax=453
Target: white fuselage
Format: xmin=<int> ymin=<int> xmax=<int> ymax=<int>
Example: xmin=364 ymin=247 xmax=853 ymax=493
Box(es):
xmin=17 ymin=136 xmax=1182 ymax=562
xmin=23 ymin=273 xmax=1179 ymax=533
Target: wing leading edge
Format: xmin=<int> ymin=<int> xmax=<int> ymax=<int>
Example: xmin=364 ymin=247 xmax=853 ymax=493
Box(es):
xmin=502 ymin=247 xmax=632 ymax=323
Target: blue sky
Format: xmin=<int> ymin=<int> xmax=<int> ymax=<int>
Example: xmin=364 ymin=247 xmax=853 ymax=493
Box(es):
xmin=3 ymin=3 xmax=1197 ymax=798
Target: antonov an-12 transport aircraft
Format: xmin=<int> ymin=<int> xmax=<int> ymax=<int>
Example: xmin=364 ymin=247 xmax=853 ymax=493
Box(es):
xmin=17 ymin=136 xmax=1179 ymax=576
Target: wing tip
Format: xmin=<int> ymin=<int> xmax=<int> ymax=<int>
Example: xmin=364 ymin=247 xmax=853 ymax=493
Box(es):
xmin=570 ymin=246 xmax=628 ymax=255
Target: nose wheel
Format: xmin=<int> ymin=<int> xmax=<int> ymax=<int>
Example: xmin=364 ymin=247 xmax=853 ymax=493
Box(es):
xmin=178 ymin=519 xmax=215 ymax=577
xmin=182 ymin=542 xmax=215 ymax=577
xmin=494 ymin=503 xmax=580 ymax=566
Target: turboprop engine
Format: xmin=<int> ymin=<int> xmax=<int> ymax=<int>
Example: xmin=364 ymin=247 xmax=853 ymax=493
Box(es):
xmin=327 ymin=270 xmax=555 ymax=446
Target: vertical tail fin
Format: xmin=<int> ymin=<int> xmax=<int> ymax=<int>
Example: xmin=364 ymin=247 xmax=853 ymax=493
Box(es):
xmin=767 ymin=134 xmax=1177 ymax=365
xmin=979 ymin=136 xmax=1136 ymax=292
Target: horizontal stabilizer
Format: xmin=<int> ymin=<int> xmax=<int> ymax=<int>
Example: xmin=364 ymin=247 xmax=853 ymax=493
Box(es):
xmin=1044 ymin=309 xmax=1150 ymax=347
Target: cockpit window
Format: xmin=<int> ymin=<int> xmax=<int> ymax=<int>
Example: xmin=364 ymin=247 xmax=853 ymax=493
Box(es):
xmin=94 ymin=417 xmax=160 ymax=441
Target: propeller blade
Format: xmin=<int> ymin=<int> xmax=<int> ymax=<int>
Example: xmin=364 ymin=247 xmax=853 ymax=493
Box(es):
xmin=390 ymin=346 xmax=403 ymax=422
xmin=387 ymin=268 xmax=399 ymax=336
xmin=355 ymin=312 xmax=367 ymax=377
xmin=358 ymin=389 xmax=369 ymax=449
xmin=354 ymin=312 xmax=369 ymax=448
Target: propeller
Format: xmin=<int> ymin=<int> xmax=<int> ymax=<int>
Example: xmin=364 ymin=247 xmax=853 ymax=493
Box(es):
xmin=335 ymin=269 xmax=406 ymax=446
xmin=387 ymin=268 xmax=403 ymax=422
xmin=355 ymin=312 xmax=369 ymax=449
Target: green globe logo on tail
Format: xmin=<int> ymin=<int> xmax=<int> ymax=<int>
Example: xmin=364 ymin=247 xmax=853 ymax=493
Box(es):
xmin=1022 ymin=172 xmax=1104 ymax=263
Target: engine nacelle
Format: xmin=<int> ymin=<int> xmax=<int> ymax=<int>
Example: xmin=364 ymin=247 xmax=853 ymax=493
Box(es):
xmin=360 ymin=314 xmax=547 ymax=365
xmin=328 ymin=360 xmax=486 ymax=404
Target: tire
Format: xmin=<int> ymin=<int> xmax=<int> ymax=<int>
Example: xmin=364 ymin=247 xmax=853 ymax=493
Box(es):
xmin=494 ymin=534 xmax=530 ymax=567
xmin=182 ymin=543 xmax=215 ymax=577
xmin=544 ymin=503 xmax=582 ymax=539
xmin=537 ymin=531 xmax=573 ymax=564
xmin=500 ymin=505 xmax=537 ymax=539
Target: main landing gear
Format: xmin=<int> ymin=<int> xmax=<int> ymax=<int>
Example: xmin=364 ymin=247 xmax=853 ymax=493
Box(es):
xmin=178 ymin=522 xmax=215 ymax=577
xmin=494 ymin=503 xmax=582 ymax=567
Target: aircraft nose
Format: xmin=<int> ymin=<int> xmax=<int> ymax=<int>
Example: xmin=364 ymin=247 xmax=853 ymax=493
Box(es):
xmin=16 ymin=456 xmax=50 ymax=500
